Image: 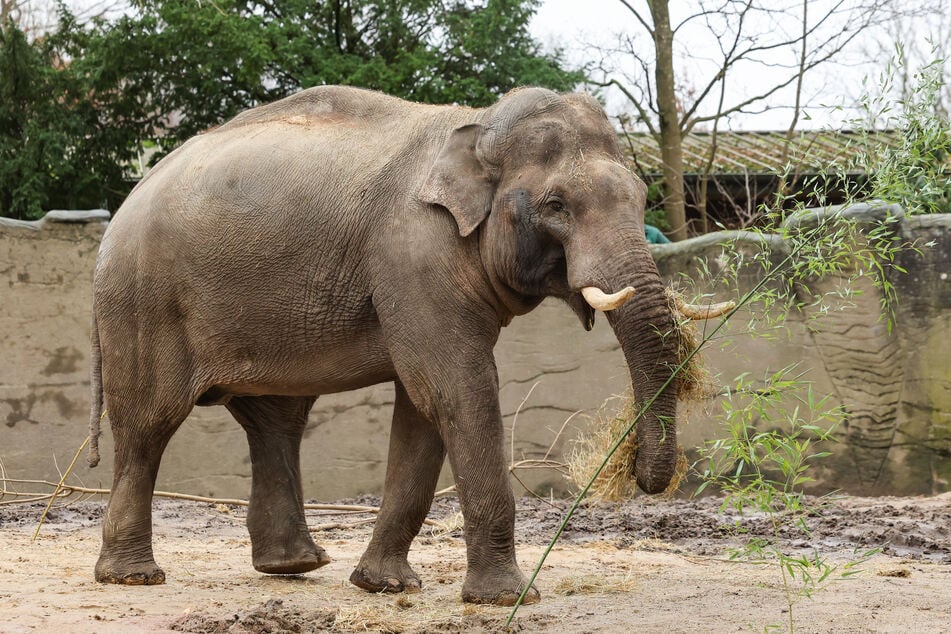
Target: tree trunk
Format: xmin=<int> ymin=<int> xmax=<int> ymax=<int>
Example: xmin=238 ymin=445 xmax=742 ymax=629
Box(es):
xmin=776 ymin=0 xmax=809 ymax=203
xmin=697 ymin=174 xmax=710 ymax=234
xmin=651 ymin=0 xmax=688 ymax=241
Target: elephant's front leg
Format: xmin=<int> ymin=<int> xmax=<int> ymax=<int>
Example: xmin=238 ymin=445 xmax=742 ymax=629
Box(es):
xmin=380 ymin=336 xmax=539 ymax=603
xmin=374 ymin=283 xmax=540 ymax=605
xmin=439 ymin=381 xmax=540 ymax=606
xmin=226 ymin=395 xmax=330 ymax=574
xmin=350 ymin=381 xmax=446 ymax=593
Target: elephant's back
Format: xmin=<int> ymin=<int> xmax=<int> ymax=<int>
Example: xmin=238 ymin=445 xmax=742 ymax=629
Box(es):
xmin=93 ymin=119 xmax=388 ymax=387
xmin=95 ymin=85 xmax=474 ymax=332
xmin=217 ymin=85 xmax=459 ymax=132
xmin=115 ymin=87 xmax=466 ymax=230
xmin=94 ymin=95 xmax=401 ymax=333
xmin=99 ymin=122 xmax=377 ymax=298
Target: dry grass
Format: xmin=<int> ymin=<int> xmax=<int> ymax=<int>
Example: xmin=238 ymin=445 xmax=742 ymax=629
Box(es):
xmin=567 ymin=397 xmax=641 ymax=501
xmin=877 ymin=567 xmax=911 ymax=578
xmin=334 ymin=604 xmax=413 ymax=633
xmin=428 ymin=511 xmax=464 ymax=538
xmin=666 ymin=287 xmax=716 ymax=402
xmin=565 ymin=288 xmax=710 ymax=501
xmin=625 ymin=537 xmax=686 ymax=553
xmin=553 ymin=572 xmax=638 ymax=596
xmin=332 ymin=599 xmax=486 ymax=633
xmin=566 ymin=401 xmax=689 ymax=502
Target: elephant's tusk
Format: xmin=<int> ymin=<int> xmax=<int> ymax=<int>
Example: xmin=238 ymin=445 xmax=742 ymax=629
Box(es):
xmin=676 ymin=298 xmax=736 ymax=320
xmin=581 ymin=286 xmax=636 ymax=311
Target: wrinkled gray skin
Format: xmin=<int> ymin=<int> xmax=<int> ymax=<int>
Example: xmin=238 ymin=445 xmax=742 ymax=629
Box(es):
xmin=89 ymin=86 xmax=679 ymax=605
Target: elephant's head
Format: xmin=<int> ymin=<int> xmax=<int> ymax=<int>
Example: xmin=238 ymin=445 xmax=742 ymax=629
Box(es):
xmin=420 ymin=87 xmax=682 ymax=494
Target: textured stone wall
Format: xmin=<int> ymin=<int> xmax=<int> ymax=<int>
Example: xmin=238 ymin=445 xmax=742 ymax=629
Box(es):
xmin=651 ymin=204 xmax=951 ymax=496
xmin=1 ymin=205 xmax=948 ymax=499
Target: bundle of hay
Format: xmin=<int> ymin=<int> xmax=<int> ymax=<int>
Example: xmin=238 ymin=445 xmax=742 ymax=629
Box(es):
xmin=566 ymin=288 xmax=730 ymax=500
xmin=667 ymin=287 xmax=718 ymax=403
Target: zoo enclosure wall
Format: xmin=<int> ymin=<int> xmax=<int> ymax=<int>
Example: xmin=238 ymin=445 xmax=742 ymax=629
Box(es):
xmin=1 ymin=206 xmax=948 ymax=499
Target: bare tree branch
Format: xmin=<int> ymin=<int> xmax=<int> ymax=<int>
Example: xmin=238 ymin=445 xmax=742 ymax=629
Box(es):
xmin=678 ymin=0 xmax=754 ymax=130
xmin=617 ymin=0 xmax=654 ymax=36
xmin=595 ymin=77 xmax=659 ymax=137
xmin=683 ymin=1 xmax=884 ymax=134
xmin=589 ymin=0 xmax=902 ymax=238
xmin=671 ymin=0 xmax=733 ymax=37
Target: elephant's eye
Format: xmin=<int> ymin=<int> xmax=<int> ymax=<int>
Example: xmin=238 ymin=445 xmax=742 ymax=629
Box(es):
xmin=546 ymin=198 xmax=565 ymax=214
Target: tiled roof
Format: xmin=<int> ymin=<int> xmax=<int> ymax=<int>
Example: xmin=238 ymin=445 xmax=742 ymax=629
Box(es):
xmin=621 ymin=129 xmax=902 ymax=175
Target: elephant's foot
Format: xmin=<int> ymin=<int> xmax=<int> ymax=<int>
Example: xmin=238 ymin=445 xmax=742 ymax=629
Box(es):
xmin=95 ymin=556 xmax=166 ymax=585
xmin=253 ymin=543 xmax=331 ymax=575
xmin=461 ymin=569 xmax=540 ymax=606
xmin=249 ymin=523 xmax=330 ymax=575
xmin=350 ymin=556 xmax=422 ymax=594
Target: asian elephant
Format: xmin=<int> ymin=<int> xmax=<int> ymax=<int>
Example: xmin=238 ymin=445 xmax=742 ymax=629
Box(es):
xmin=88 ymin=85 xmax=690 ymax=605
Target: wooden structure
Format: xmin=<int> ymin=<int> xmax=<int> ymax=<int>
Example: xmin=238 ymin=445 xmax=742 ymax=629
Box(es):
xmin=622 ymin=130 xmax=900 ymax=233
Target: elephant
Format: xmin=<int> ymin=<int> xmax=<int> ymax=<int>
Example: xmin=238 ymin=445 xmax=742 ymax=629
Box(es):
xmin=87 ymin=85 xmax=705 ymax=605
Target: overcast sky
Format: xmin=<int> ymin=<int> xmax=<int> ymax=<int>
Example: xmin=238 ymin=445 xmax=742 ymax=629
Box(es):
xmin=31 ymin=0 xmax=950 ymax=131
xmin=528 ymin=0 xmax=948 ymax=132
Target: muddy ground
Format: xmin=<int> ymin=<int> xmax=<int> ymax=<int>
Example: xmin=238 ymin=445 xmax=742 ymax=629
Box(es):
xmin=1 ymin=492 xmax=949 ymax=633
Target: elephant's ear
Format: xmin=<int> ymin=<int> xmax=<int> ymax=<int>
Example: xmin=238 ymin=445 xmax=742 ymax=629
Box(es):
xmin=419 ymin=124 xmax=495 ymax=237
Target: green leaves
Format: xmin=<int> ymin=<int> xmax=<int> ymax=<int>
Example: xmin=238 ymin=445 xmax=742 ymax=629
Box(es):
xmin=696 ymin=367 xmax=848 ymax=631
xmin=684 ymin=198 xmax=917 ymax=632
xmin=0 ymin=19 xmax=133 ymax=218
xmin=0 ymin=1 xmax=583 ymax=218
xmin=854 ymin=46 xmax=951 ymax=216
xmin=0 ymin=21 xmax=47 ymax=219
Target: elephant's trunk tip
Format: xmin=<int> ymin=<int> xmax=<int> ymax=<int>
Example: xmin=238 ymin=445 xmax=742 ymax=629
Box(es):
xmin=563 ymin=397 xmax=685 ymax=500
xmin=634 ymin=447 xmax=687 ymax=495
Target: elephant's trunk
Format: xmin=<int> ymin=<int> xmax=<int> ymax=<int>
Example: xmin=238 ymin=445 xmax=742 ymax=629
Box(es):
xmin=574 ymin=235 xmax=680 ymax=494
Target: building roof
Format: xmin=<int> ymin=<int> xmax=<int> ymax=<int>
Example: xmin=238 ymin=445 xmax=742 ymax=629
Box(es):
xmin=622 ymin=129 xmax=902 ymax=176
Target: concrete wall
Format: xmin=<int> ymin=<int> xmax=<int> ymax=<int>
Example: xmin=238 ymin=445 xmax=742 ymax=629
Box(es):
xmin=653 ymin=205 xmax=951 ymax=496
xmin=1 ymin=205 xmax=948 ymax=499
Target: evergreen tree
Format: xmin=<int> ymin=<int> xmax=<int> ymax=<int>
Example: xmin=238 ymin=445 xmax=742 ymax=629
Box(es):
xmin=0 ymin=1 xmax=583 ymax=218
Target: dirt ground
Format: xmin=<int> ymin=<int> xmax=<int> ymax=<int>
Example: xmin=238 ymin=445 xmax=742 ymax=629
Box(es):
xmin=1 ymin=492 xmax=949 ymax=633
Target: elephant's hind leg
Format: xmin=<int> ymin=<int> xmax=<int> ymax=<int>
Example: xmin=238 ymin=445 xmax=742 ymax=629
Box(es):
xmin=350 ymin=381 xmax=445 ymax=594
xmin=95 ymin=399 xmax=191 ymax=585
xmin=226 ymin=395 xmax=329 ymax=574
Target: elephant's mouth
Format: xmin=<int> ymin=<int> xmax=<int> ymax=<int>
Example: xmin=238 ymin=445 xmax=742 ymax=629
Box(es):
xmin=529 ymin=252 xmax=573 ymax=298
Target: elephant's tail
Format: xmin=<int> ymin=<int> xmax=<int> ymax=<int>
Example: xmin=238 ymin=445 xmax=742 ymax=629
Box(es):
xmin=87 ymin=310 xmax=103 ymax=468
